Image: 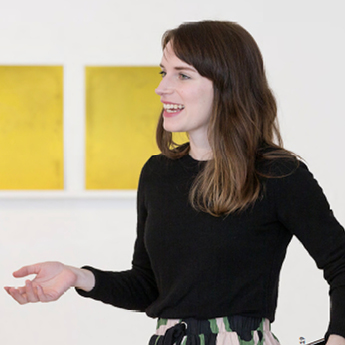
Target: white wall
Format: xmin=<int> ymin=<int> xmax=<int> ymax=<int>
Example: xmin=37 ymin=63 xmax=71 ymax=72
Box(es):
xmin=0 ymin=0 xmax=344 ymax=344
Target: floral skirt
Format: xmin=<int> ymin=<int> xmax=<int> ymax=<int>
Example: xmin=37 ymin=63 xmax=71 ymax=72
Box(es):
xmin=148 ymin=315 xmax=280 ymax=345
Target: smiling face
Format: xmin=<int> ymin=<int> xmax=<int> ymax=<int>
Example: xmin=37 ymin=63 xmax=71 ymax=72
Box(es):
xmin=155 ymin=42 xmax=214 ymax=145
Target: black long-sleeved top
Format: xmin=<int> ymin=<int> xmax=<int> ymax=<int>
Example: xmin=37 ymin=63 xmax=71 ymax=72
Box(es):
xmin=77 ymin=153 xmax=345 ymax=339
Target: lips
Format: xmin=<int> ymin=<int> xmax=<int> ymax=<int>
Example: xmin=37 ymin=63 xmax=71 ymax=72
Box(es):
xmin=162 ymin=102 xmax=185 ymax=118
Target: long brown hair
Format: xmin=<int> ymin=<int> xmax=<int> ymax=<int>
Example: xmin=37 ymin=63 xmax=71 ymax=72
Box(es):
xmin=156 ymin=21 xmax=296 ymax=216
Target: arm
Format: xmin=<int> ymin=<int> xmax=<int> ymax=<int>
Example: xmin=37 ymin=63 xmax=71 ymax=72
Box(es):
xmin=5 ymin=158 xmax=158 ymax=310
xmin=273 ymin=161 xmax=345 ymax=340
xmin=75 ymin=158 xmax=159 ymax=311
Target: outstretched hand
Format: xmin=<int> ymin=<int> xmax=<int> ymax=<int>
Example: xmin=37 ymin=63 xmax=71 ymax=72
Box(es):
xmin=4 ymin=262 xmax=77 ymax=305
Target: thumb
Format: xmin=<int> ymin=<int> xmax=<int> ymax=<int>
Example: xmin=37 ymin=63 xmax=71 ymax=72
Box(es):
xmin=13 ymin=264 xmax=41 ymax=278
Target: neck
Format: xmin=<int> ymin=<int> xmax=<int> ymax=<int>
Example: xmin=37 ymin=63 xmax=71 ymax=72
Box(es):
xmin=189 ymin=137 xmax=212 ymax=161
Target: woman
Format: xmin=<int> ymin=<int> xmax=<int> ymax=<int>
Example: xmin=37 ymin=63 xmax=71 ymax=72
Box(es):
xmin=5 ymin=21 xmax=345 ymax=345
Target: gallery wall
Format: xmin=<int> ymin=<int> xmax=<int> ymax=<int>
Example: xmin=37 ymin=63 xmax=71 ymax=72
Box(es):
xmin=0 ymin=0 xmax=344 ymax=344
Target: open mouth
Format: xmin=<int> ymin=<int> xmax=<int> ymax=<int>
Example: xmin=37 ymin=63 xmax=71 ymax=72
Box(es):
xmin=163 ymin=103 xmax=185 ymax=113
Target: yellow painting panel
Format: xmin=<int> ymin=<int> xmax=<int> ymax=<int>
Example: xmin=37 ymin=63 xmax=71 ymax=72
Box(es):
xmin=0 ymin=66 xmax=64 ymax=190
xmin=86 ymin=66 xmax=164 ymax=190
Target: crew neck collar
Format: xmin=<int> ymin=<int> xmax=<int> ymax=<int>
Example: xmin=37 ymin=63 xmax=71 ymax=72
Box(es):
xmin=180 ymin=154 xmax=209 ymax=168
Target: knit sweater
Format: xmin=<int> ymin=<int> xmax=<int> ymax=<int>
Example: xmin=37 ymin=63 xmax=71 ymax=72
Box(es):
xmin=77 ymin=153 xmax=345 ymax=339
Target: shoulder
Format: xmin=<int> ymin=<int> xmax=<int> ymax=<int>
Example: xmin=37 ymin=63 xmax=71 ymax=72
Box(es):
xmin=261 ymin=158 xmax=327 ymax=206
xmin=256 ymin=154 xmax=301 ymax=178
xmin=255 ymin=144 xmax=312 ymax=179
xmin=256 ymin=149 xmax=322 ymax=198
xmin=139 ymin=154 xmax=181 ymax=182
xmin=141 ymin=154 xmax=174 ymax=172
xmin=257 ymin=156 xmax=314 ymax=185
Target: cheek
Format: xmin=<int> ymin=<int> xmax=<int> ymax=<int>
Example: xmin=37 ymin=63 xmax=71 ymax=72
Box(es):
xmin=198 ymin=82 xmax=214 ymax=103
xmin=200 ymin=91 xmax=214 ymax=113
xmin=183 ymin=83 xmax=213 ymax=112
xmin=187 ymin=89 xmax=209 ymax=107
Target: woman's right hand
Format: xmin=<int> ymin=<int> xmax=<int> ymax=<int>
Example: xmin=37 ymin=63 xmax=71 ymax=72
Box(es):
xmin=4 ymin=262 xmax=95 ymax=305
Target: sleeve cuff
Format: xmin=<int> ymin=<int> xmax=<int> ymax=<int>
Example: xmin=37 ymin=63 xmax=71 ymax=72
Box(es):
xmin=75 ymin=266 xmax=100 ymax=298
xmin=325 ymin=285 xmax=345 ymax=339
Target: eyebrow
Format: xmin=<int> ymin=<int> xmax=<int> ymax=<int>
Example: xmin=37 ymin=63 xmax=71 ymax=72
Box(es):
xmin=159 ymin=64 xmax=197 ymax=73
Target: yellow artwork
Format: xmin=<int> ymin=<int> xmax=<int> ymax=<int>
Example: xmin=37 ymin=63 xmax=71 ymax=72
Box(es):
xmin=0 ymin=66 xmax=64 ymax=190
xmin=86 ymin=66 xmax=164 ymax=190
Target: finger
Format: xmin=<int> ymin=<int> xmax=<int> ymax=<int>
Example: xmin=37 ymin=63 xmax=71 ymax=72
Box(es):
xmin=4 ymin=286 xmax=21 ymax=299
xmin=17 ymin=286 xmax=27 ymax=294
xmin=13 ymin=264 xmax=40 ymax=278
xmin=5 ymin=285 xmax=27 ymax=295
xmin=6 ymin=287 xmax=29 ymax=305
xmin=36 ymin=285 xmax=45 ymax=302
xmin=25 ymin=280 xmax=39 ymax=303
xmin=37 ymin=285 xmax=51 ymax=302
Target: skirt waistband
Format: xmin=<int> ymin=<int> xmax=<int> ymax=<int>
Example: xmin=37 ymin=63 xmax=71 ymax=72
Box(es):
xmin=150 ymin=315 xmax=275 ymax=344
xmin=157 ymin=315 xmax=263 ymax=336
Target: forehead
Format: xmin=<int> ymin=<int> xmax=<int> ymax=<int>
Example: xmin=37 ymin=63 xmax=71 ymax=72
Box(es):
xmin=161 ymin=42 xmax=194 ymax=69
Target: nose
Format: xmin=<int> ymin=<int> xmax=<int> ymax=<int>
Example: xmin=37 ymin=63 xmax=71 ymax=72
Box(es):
xmin=155 ymin=76 xmax=173 ymax=96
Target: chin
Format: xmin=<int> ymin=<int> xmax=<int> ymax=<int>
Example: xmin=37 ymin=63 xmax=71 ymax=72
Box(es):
xmin=163 ymin=122 xmax=184 ymax=133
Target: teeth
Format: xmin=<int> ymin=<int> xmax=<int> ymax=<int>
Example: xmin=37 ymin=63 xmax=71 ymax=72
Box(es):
xmin=163 ymin=103 xmax=184 ymax=111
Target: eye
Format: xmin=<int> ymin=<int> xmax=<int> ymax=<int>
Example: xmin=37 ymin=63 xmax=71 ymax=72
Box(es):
xmin=159 ymin=71 xmax=166 ymax=78
xmin=179 ymin=73 xmax=190 ymax=80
